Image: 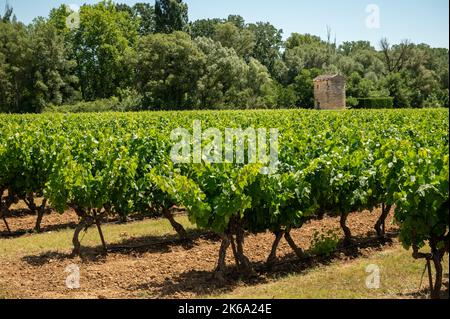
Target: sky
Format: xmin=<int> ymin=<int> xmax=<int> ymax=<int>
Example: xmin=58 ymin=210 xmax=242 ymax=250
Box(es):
xmin=2 ymin=0 xmax=449 ymax=48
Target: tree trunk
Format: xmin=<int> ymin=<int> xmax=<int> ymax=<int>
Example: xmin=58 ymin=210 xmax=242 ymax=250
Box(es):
xmin=215 ymin=234 xmax=231 ymax=282
xmin=375 ymin=204 xmax=392 ymax=237
xmin=284 ymin=230 xmax=304 ymax=258
xmin=234 ymin=226 xmax=254 ymax=276
xmin=6 ymin=189 xmax=17 ymax=206
xmin=267 ymin=230 xmax=284 ymax=266
xmin=2 ymin=216 xmax=11 ymax=233
xmin=228 ymin=234 xmax=240 ymax=267
xmin=72 ymin=216 xmax=94 ymax=256
xmin=34 ymin=199 xmax=47 ymax=233
xmin=24 ymin=193 xmax=37 ymax=215
xmin=340 ymin=212 xmax=352 ymax=246
xmin=94 ymin=212 xmax=107 ymax=254
xmin=413 ymin=238 xmax=445 ymax=299
xmin=0 ymin=194 xmax=11 ymax=234
xmin=430 ymin=241 xmax=444 ymax=299
xmin=162 ymin=207 xmax=187 ymax=240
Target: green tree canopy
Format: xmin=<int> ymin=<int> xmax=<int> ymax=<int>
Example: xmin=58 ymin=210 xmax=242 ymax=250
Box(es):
xmin=247 ymin=22 xmax=283 ymax=75
xmin=155 ymin=0 xmax=188 ymax=33
xmin=136 ymin=32 xmax=205 ymax=109
xmin=213 ymin=22 xmax=255 ymax=59
xmin=72 ymin=0 xmax=138 ymax=100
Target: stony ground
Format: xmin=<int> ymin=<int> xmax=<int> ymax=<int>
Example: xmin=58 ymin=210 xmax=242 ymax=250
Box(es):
xmin=0 ymin=206 xmax=410 ymax=299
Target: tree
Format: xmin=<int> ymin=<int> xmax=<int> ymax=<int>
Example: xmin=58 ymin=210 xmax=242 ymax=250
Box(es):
xmin=0 ymin=7 xmax=30 ymax=112
xmin=291 ymin=68 xmax=322 ymax=108
xmin=383 ymin=73 xmax=411 ymax=108
xmin=226 ymin=15 xmax=245 ymax=29
xmin=282 ymin=33 xmax=335 ymax=83
xmin=154 ymin=0 xmax=188 ymax=34
xmin=247 ymin=22 xmax=283 ymax=75
xmin=72 ymin=1 xmax=138 ymax=100
xmin=195 ymin=37 xmax=274 ymax=109
xmin=380 ymin=38 xmax=414 ymax=74
xmin=116 ymin=3 xmax=155 ymax=36
xmin=190 ymin=18 xmax=223 ymax=38
xmin=27 ymin=18 xmax=80 ymax=112
xmin=244 ymin=58 xmax=275 ymax=108
xmin=0 ymin=50 xmax=10 ymax=112
xmin=2 ymin=1 xmax=449 ymax=112
xmin=1 ymin=3 xmax=13 ymax=22
xmin=339 ymin=41 xmax=373 ymax=56
xmin=335 ymin=55 xmax=364 ymax=77
xmin=194 ymin=37 xmax=247 ymax=108
xmin=272 ymin=84 xmax=298 ymax=108
xmin=136 ymin=32 xmax=205 ymax=110
xmin=48 ymin=4 xmax=72 ymax=33
xmin=0 ymin=18 xmax=78 ymax=113
xmin=213 ymin=22 xmax=255 ymax=59
xmin=0 ymin=20 xmax=31 ymax=113
xmin=285 ymin=33 xmax=323 ymax=50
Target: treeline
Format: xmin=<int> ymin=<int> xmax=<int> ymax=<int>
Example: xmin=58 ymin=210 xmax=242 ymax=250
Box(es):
xmin=0 ymin=0 xmax=448 ymax=113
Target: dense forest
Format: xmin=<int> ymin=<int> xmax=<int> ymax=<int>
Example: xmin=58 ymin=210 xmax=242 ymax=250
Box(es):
xmin=0 ymin=0 xmax=448 ymax=113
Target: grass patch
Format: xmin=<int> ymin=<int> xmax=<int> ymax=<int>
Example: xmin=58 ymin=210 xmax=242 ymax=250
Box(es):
xmin=210 ymin=246 xmax=449 ymax=299
xmin=0 ymin=216 xmax=195 ymax=257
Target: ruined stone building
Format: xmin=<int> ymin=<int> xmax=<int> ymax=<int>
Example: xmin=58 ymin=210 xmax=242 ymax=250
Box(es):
xmin=313 ymin=74 xmax=346 ymax=110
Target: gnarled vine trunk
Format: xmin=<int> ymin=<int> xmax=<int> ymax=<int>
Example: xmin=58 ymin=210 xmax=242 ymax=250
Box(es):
xmin=412 ymin=236 xmax=447 ymax=300
xmin=1 ymin=213 xmax=11 ymax=233
xmin=234 ymin=225 xmax=254 ymax=275
xmin=228 ymin=234 xmax=240 ymax=267
xmin=285 ymin=229 xmax=304 ymax=258
xmin=94 ymin=210 xmax=107 ymax=254
xmin=0 ymin=189 xmax=14 ymax=234
xmin=162 ymin=207 xmax=187 ymax=240
xmin=72 ymin=209 xmax=108 ymax=256
xmin=214 ymin=216 xmax=261 ymax=279
xmin=266 ymin=227 xmax=305 ymax=266
xmin=340 ymin=212 xmax=352 ymax=245
xmin=72 ymin=215 xmax=94 ymax=256
xmin=215 ymin=234 xmax=231 ymax=282
xmin=23 ymin=193 xmax=46 ymax=233
xmin=375 ymin=204 xmax=392 ymax=237
xmin=431 ymin=253 xmax=443 ymax=299
xmin=34 ymin=199 xmax=47 ymax=233
xmin=267 ymin=230 xmax=284 ymax=265
xmin=430 ymin=236 xmax=445 ymax=300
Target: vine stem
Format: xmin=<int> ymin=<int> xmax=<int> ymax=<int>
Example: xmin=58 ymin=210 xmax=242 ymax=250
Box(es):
xmin=162 ymin=207 xmax=188 ymax=240
xmin=215 ymin=234 xmax=231 ymax=282
xmin=2 ymin=216 xmax=11 ymax=233
xmin=94 ymin=210 xmax=108 ymax=254
xmin=285 ymin=229 xmax=304 ymax=258
xmin=267 ymin=230 xmax=284 ymax=265
xmin=0 ymin=193 xmax=12 ymax=234
xmin=35 ymin=198 xmax=47 ymax=233
xmin=72 ymin=215 xmax=93 ymax=256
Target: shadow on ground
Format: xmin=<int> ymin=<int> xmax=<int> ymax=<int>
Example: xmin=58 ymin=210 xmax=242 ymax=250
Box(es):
xmin=125 ymin=233 xmax=397 ymax=298
xmin=21 ymin=229 xmax=218 ymax=266
xmin=18 ymin=229 xmax=415 ymax=298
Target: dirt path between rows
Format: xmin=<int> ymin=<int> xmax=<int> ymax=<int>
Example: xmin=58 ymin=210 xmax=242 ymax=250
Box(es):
xmin=1 ymin=208 xmax=398 ymax=299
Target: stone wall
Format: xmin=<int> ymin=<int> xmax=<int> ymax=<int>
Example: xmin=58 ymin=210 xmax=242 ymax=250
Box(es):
xmin=314 ymin=76 xmax=346 ymax=110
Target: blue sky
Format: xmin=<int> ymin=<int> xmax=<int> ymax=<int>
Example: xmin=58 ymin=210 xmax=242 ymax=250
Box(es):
xmin=2 ymin=0 xmax=449 ymax=48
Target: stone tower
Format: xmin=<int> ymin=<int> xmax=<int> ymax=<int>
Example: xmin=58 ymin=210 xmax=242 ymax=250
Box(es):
xmin=313 ymin=74 xmax=346 ymax=110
